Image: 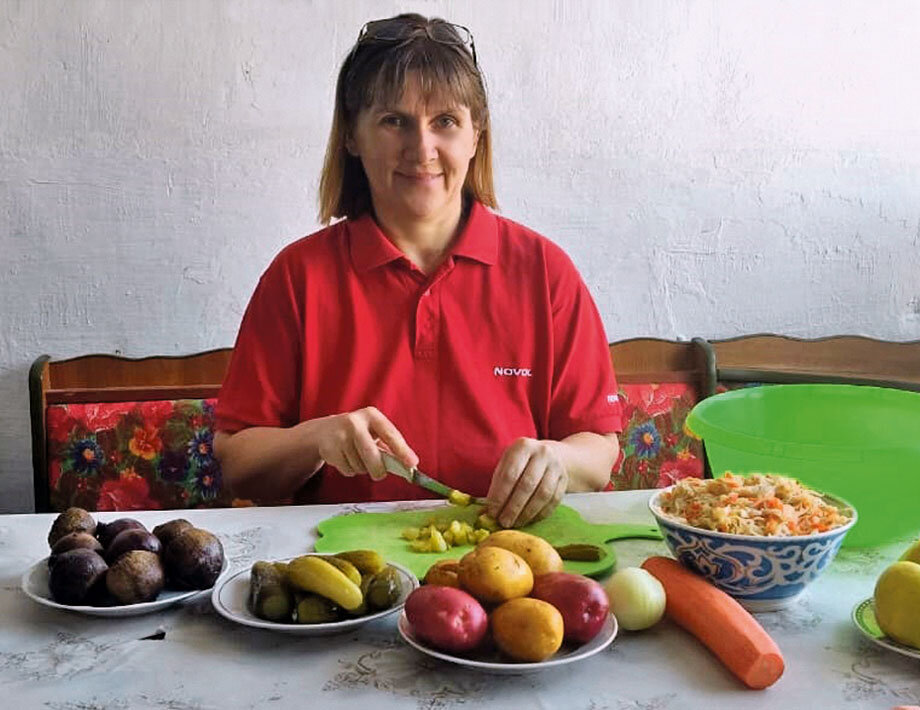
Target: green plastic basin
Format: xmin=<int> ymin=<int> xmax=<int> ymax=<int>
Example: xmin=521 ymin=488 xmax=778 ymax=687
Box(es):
xmin=685 ymin=384 xmax=920 ymax=547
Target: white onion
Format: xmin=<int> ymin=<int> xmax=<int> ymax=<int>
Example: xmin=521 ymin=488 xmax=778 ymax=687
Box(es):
xmin=603 ymin=567 xmax=666 ymax=631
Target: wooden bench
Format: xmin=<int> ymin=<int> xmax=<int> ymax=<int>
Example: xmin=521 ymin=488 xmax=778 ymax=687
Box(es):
xmin=29 ymin=349 xmax=232 ymax=513
xmin=697 ymin=334 xmax=920 ymax=394
xmin=32 ymin=334 xmax=914 ymax=512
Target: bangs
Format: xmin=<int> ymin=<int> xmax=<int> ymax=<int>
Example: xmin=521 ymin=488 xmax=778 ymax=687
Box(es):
xmin=319 ymin=17 xmax=496 ymax=224
xmin=345 ymin=39 xmax=484 ymax=122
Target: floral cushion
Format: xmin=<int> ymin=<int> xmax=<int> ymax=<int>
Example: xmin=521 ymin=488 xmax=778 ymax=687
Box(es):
xmin=45 ymin=399 xmax=248 ymax=512
xmin=610 ymin=383 xmax=705 ymax=490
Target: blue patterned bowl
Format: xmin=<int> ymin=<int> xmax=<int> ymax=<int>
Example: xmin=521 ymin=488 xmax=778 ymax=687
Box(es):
xmin=648 ymin=487 xmax=857 ymax=611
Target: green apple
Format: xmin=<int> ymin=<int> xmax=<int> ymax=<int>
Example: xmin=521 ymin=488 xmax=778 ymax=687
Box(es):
xmin=875 ymin=560 xmax=920 ymax=649
xmin=899 ymin=539 xmax=920 ymax=565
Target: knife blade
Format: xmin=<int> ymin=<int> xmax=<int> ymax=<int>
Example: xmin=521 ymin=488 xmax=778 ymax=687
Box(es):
xmin=380 ymin=450 xmax=488 ymax=505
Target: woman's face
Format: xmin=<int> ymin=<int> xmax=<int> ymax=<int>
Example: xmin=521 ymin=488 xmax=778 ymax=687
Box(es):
xmin=348 ymin=75 xmax=479 ymax=225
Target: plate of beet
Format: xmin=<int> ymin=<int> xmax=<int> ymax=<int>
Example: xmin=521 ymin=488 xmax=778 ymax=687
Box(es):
xmin=21 ymin=508 xmax=226 ymax=617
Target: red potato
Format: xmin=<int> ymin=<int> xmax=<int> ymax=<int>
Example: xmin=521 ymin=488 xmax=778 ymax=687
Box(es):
xmin=405 ymin=585 xmax=489 ymax=653
xmin=531 ymin=572 xmax=610 ymax=643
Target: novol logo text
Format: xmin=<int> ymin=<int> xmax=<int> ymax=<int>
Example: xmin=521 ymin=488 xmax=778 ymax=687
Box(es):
xmin=493 ymin=366 xmax=532 ymax=377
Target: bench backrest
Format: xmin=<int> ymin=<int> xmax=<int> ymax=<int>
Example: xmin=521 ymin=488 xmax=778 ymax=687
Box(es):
xmin=30 ymin=340 xmax=717 ymax=511
xmin=700 ymin=334 xmax=920 ymax=394
xmin=30 ymin=350 xmax=233 ymax=512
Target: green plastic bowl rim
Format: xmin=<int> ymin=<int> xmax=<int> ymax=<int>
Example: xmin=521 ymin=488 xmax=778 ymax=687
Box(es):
xmin=685 ymin=384 xmax=920 ymax=462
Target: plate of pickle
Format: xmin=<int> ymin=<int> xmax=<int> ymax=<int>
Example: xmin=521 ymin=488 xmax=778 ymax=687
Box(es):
xmin=211 ymin=551 xmax=418 ymax=635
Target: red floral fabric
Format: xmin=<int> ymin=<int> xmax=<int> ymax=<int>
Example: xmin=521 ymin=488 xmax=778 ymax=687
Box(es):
xmin=45 ymin=398 xmax=247 ymax=512
xmin=610 ymin=383 xmax=705 ymax=490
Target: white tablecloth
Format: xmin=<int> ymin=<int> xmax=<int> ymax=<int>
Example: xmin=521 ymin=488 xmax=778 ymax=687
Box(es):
xmin=1 ymin=490 xmax=917 ymax=709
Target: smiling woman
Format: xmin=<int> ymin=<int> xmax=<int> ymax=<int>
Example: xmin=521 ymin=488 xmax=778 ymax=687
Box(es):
xmin=213 ymin=13 xmax=623 ymax=528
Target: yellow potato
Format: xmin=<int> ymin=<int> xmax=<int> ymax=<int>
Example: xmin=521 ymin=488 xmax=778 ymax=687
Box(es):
xmin=423 ymin=559 xmax=461 ymax=588
xmin=458 ymin=546 xmax=533 ymax=605
xmin=478 ymin=530 xmax=564 ymax=576
xmin=492 ymin=597 xmax=564 ymax=662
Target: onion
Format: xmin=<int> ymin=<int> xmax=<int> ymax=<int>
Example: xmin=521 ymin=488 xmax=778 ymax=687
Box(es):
xmin=604 ymin=566 xmax=666 ymax=631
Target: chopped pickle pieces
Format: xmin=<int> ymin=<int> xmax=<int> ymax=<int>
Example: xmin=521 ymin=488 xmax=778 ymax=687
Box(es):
xmin=448 ymin=489 xmax=471 ymax=506
xmin=402 ymin=514 xmax=497 ymax=552
xmin=476 ymin=513 xmax=500 ymax=532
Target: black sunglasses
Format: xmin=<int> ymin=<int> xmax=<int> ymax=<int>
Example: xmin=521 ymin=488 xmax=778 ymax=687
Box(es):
xmin=352 ymin=18 xmax=477 ymax=66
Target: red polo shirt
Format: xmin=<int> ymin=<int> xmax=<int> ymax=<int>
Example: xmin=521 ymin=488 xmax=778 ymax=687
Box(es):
xmin=216 ymin=201 xmax=622 ymax=503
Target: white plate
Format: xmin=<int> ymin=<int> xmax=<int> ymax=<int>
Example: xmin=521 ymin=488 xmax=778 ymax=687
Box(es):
xmin=211 ymin=556 xmax=419 ymax=635
xmin=852 ymin=597 xmax=920 ymax=661
xmin=21 ymin=556 xmax=224 ymax=617
xmin=397 ymin=610 xmax=618 ymax=674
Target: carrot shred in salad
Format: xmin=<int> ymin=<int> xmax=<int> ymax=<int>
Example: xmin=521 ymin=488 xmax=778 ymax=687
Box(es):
xmin=658 ymin=473 xmax=850 ymax=536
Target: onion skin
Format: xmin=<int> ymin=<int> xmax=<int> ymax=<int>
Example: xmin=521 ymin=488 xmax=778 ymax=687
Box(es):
xmin=604 ymin=567 xmax=666 ymax=631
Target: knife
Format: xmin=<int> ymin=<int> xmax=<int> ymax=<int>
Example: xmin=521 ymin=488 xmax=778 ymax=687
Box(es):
xmin=380 ymin=450 xmax=488 ymax=505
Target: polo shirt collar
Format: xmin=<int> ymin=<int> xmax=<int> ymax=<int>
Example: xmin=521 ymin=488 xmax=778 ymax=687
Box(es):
xmin=349 ymin=201 xmax=498 ymax=274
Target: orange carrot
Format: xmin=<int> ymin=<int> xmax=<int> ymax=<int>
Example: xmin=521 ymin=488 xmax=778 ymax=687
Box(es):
xmin=641 ymin=556 xmax=785 ymax=690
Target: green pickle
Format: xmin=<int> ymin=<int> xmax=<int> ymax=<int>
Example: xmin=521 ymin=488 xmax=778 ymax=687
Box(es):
xmin=333 ymin=549 xmax=386 ymax=576
xmin=322 ymin=556 xmax=362 ymax=586
xmin=476 ymin=513 xmax=500 ymax=532
xmin=554 ymin=543 xmax=607 ymax=561
xmin=249 ymin=561 xmax=294 ymax=622
xmin=366 ymin=565 xmax=401 ymax=610
xmin=294 ymin=592 xmax=341 ymax=624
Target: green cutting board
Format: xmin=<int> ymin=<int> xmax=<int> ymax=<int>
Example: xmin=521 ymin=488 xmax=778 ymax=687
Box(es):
xmin=314 ymin=503 xmax=662 ymax=580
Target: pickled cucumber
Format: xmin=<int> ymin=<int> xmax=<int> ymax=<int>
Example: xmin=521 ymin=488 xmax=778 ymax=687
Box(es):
xmin=294 ymin=593 xmax=341 ymax=624
xmin=332 ymin=549 xmax=386 ymax=576
xmin=428 ymin=528 xmax=448 ymax=553
xmin=249 ymin=550 xmax=400 ymax=623
xmin=272 ymin=561 xmax=290 ymax=575
xmin=554 ymin=543 xmax=606 ymax=561
xmin=323 ymin=556 xmax=362 ymax=586
xmin=447 ymin=489 xmax=471 ymax=506
xmin=345 ymin=573 xmax=375 ymax=616
xmin=472 ymin=528 xmax=491 ymax=544
xmin=249 ymin=561 xmax=294 ymax=622
xmin=476 ymin=513 xmax=500 ymax=532
xmin=366 ymin=566 xmax=401 ymax=610
xmin=404 ymin=516 xmax=494 ymax=552
xmin=286 ymin=555 xmax=364 ymax=611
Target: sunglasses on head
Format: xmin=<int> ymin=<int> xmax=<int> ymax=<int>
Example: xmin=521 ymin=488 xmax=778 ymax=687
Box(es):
xmin=352 ymin=17 xmax=478 ymax=66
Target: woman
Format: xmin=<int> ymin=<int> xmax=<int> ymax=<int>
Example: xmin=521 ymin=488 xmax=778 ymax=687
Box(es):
xmin=214 ymin=13 xmax=622 ymax=528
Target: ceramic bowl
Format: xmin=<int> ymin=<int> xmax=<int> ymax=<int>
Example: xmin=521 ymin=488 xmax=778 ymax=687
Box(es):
xmin=648 ymin=486 xmax=857 ymax=611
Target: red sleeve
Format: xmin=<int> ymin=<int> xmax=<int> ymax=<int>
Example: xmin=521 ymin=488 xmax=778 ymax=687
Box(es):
xmin=546 ymin=249 xmax=623 ymax=440
xmin=215 ymin=252 xmax=303 ymax=433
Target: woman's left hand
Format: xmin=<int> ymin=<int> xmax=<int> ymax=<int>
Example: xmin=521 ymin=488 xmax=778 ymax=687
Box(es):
xmin=486 ymin=438 xmax=569 ymax=529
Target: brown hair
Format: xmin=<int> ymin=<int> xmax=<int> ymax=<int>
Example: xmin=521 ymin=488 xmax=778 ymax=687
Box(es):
xmin=318 ymin=14 xmax=496 ymax=224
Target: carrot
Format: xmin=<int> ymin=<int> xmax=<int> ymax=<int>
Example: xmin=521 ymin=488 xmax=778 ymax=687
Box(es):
xmin=641 ymin=556 xmax=785 ymax=690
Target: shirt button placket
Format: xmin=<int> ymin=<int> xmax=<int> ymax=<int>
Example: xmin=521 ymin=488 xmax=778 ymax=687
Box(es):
xmin=414 ymin=287 xmax=438 ymax=359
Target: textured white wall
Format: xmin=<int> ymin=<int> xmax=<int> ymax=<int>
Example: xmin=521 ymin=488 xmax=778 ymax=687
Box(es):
xmin=2 ymin=0 xmax=919 ymax=512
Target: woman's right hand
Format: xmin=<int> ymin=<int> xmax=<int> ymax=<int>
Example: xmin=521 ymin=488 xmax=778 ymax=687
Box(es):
xmin=312 ymin=406 xmax=419 ymax=481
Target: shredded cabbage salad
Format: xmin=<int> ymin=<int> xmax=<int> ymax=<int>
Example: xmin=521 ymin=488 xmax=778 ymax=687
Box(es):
xmin=658 ymin=473 xmax=850 ymax=536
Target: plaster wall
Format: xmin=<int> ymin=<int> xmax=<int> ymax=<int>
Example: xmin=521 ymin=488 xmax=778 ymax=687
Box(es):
xmin=2 ymin=0 xmax=919 ymax=511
